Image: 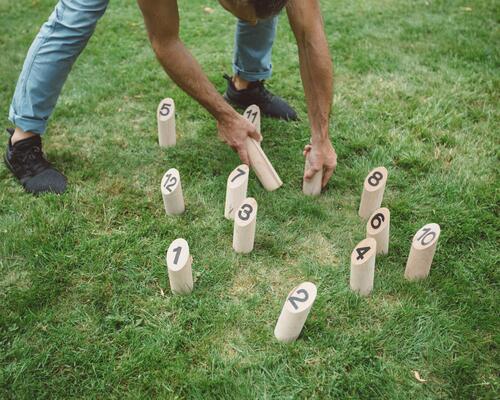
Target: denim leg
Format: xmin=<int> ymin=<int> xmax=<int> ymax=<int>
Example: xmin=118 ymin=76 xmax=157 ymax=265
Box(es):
xmin=9 ymin=0 xmax=109 ymax=134
xmin=232 ymin=15 xmax=279 ymax=82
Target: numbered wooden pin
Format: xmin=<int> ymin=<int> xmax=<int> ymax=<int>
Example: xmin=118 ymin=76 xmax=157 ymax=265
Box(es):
xmin=245 ymin=138 xmax=283 ymax=192
xmin=350 ymin=237 xmax=377 ymax=296
xmin=157 ymin=98 xmax=176 ymax=147
xmin=241 ymin=106 xmax=282 ymax=191
xmin=232 ymin=197 xmax=257 ymax=253
xmin=161 ymin=168 xmax=185 ymax=215
xmin=224 ymin=164 xmax=249 ymax=220
xmin=366 ymin=207 xmax=390 ymax=255
xmin=274 ymin=282 xmax=317 ymax=343
xmin=166 ymin=238 xmax=193 ymax=295
xmin=243 ymin=104 xmax=261 ymax=135
xmin=303 ymin=153 xmax=322 ymax=196
xmin=358 ymin=167 xmax=388 ymax=220
xmin=405 ymin=223 xmax=441 ymax=281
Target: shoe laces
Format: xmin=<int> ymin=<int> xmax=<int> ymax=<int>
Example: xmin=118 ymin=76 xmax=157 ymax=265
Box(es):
xmin=251 ymin=80 xmax=274 ymax=102
xmin=15 ymin=143 xmax=50 ymax=174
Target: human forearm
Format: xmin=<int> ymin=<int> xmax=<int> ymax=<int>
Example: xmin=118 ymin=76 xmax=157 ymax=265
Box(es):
xmin=137 ymin=0 xmax=236 ymax=123
xmin=288 ymin=0 xmax=337 ymax=187
xmin=287 ymin=0 xmax=333 ymax=144
xmin=297 ymin=28 xmax=333 ymax=144
xmin=152 ymin=38 xmax=236 ymax=122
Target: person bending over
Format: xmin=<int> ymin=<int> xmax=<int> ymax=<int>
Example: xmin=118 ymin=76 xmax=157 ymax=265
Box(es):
xmin=5 ymin=0 xmax=337 ymax=195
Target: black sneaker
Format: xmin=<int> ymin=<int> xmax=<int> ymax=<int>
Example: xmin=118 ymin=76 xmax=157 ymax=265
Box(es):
xmin=223 ymin=74 xmax=298 ymax=121
xmin=4 ymin=128 xmax=67 ymax=194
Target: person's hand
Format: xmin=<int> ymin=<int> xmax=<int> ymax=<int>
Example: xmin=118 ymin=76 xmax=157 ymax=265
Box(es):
xmin=217 ymin=113 xmax=262 ymax=165
xmin=303 ymin=138 xmax=337 ymax=188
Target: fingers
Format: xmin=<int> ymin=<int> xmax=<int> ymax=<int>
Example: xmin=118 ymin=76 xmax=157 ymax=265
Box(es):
xmin=249 ymin=129 xmax=262 ymax=142
xmin=236 ymin=147 xmax=250 ymax=166
xmin=303 ymin=144 xmax=312 ymax=157
xmin=321 ymin=165 xmax=334 ymax=188
xmin=304 ymin=165 xmax=321 ymax=181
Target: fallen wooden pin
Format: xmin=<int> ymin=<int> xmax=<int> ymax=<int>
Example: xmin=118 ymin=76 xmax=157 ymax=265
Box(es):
xmin=243 ymin=105 xmax=282 ymax=192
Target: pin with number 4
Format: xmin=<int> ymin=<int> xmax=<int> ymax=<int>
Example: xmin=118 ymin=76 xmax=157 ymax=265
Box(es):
xmin=161 ymin=168 xmax=185 ymax=215
xmin=274 ymin=282 xmax=317 ymax=343
xmin=405 ymin=223 xmax=440 ymax=281
xmin=157 ymin=98 xmax=176 ymax=147
xmin=232 ymin=197 xmax=258 ymax=253
xmin=166 ymin=238 xmax=193 ymax=295
xmin=350 ymin=237 xmax=377 ymax=296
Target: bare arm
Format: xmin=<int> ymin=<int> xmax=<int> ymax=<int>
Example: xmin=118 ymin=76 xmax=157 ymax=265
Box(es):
xmin=287 ymin=0 xmax=337 ymax=187
xmin=137 ymin=0 xmax=260 ymax=163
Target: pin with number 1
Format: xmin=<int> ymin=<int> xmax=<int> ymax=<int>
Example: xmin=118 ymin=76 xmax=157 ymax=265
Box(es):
xmin=166 ymin=238 xmax=193 ymax=295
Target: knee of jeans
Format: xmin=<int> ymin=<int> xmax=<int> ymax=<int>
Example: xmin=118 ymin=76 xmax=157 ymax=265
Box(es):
xmin=53 ymin=0 xmax=108 ymax=37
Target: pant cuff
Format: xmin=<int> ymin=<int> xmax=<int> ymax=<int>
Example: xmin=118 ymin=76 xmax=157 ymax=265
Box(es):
xmin=9 ymin=106 xmax=46 ymax=135
xmin=232 ymin=64 xmax=273 ymax=81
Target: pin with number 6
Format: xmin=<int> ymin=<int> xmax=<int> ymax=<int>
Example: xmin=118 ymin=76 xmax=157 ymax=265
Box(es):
xmin=166 ymin=238 xmax=193 ymax=295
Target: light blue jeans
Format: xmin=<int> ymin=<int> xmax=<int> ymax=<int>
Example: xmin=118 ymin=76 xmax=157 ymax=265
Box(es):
xmin=9 ymin=0 xmax=278 ymax=135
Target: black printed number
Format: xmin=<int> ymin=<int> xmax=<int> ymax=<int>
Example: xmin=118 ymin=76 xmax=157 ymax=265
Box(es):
xmin=172 ymin=246 xmax=182 ymax=265
xmin=416 ymin=228 xmax=436 ymax=246
xmin=163 ymin=173 xmax=177 ymax=193
xmin=245 ymin=109 xmax=258 ymax=124
xmin=356 ymin=246 xmax=371 ymax=261
xmin=288 ymin=289 xmax=309 ymax=310
xmin=368 ymin=171 xmax=384 ymax=187
xmin=160 ymin=103 xmax=172 ymax=117
xmin=370 ymin=213 xmax=385 ymax=230
xmin=231 ymin=168 xmax=246 ymax=183
xmin=238 ymin=204 xmax=253 ymax=221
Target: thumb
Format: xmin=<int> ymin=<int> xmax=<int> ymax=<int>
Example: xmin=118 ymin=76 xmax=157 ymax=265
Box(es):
xmin=304 ymin=165 xmax=320 ymax=181
xmin=249 ymin=128 xmax=262 ymax=142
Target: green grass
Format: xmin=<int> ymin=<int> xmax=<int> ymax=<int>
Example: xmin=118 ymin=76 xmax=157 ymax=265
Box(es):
xmin=0 ymin=0 xmax=499 ymax=398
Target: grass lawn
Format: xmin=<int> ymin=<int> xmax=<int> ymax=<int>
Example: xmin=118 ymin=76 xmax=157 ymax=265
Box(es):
xmin=0 ymin=0 xmax=498 ymax=398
